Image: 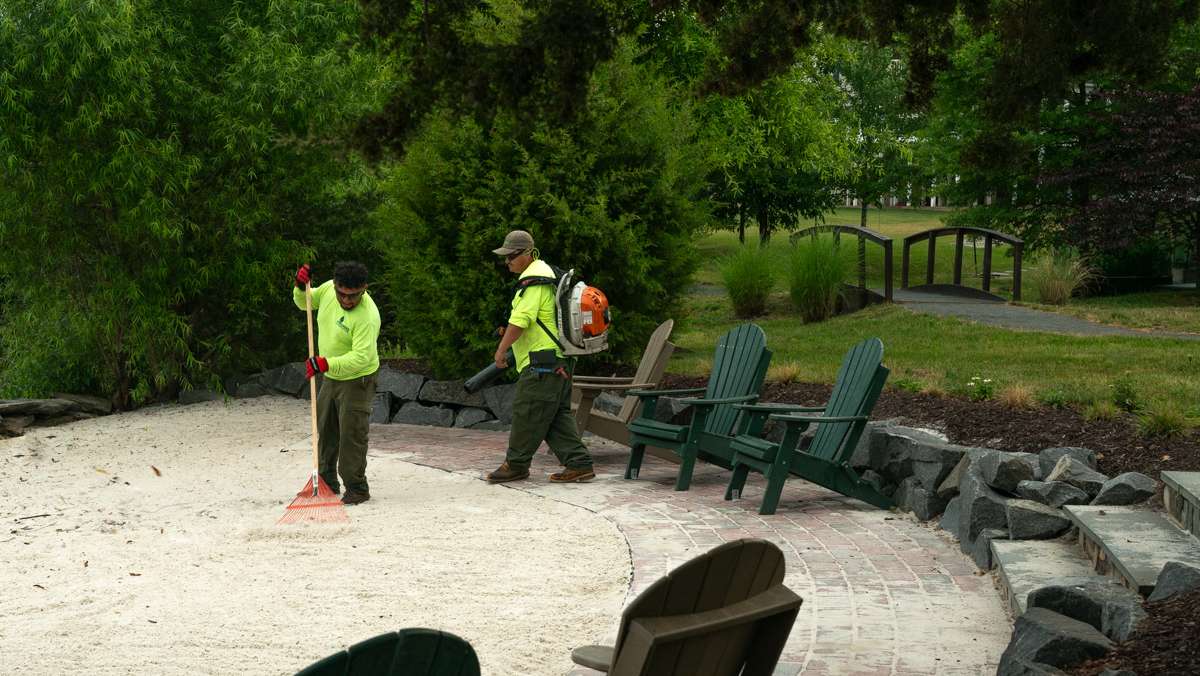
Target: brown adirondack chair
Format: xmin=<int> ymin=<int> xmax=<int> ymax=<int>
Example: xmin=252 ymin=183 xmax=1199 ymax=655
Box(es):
xmin=725 ymin=337 xmax=892 ymax=515
xmin=570 ymin=538 xmax=802 ymax=676
xmin=572 ymin=319 xmax=676 ymax=461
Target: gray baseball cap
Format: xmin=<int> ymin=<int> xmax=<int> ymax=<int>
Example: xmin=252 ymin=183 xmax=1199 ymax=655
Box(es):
xmin=492 ymin=230 xmax=534 ymax=256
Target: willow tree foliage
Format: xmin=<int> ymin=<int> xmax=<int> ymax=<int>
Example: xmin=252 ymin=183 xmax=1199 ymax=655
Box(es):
xmin=0 ymin=0 xmax=389 ymax=407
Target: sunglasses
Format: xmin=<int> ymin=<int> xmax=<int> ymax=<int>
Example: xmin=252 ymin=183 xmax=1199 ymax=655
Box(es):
xmin=335 ymin=287 xmax=366 ymax=301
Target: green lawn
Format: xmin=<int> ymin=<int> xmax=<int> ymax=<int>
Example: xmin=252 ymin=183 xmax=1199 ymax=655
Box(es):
xmin=1028 ymin=289 xmax=1200 ymax=335
xmin=670 ymin=290 xmax=1200 ymax=427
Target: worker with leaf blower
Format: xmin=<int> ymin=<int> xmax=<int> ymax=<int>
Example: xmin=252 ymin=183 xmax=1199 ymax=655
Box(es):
xmin=486 ymin=230 xmax=596 ymax=485
xmin=293 ymin=261 xmax=380 ymax=505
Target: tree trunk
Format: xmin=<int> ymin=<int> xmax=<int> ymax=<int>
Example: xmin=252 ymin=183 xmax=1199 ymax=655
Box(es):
xmin=860 ymin=199 xmax=868 ymax=230
xmin=757 ymin=208 xmax=771 ymax=247
xmin=738 ymin=205 xmax=746 ymax=244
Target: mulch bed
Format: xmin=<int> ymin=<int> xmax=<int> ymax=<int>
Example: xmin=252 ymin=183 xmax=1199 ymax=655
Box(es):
xmin=1068 ymin=587 xmax=1200 ymax=676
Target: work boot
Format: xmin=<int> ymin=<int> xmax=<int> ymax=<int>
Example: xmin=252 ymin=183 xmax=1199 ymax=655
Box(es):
xmin=549 ymin=466 xmax=595 ymax=483
xmin=487 ymin=462 xmax=529 ymax=484
xmin=341 ymin=490 xmax=370 ymax=505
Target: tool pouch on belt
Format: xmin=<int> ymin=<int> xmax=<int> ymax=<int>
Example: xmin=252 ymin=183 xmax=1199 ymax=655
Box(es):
xmin=529 ymin=349 xmax=560 ymax=374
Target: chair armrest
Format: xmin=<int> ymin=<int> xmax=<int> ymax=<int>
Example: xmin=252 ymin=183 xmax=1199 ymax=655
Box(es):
xmin=573 ymin=382 xmax=655 ymax=393
xmin=678 ymin=394 xmax=759 ymax=407
xmin=733 ymin=403 xmax=825 ymax=413
xmin=627 ymin=387 xmax=706 ymax=398
xmin=769 ymin=413 xmax=868 ymax=425
xmin=573 ymin=375 xmax=634 ymax=384
xmin=629 ymin=585 xmax=802 ymax=643
xmin=570 ymin=645 xmax=614 ymax=671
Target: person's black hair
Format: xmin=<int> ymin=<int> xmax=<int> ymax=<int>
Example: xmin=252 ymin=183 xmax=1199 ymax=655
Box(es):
xmin=334 ymin=261 xmax=368 ymax=288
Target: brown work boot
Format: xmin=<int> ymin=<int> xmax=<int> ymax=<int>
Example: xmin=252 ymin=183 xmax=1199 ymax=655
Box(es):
xmin=487 ymin=462 xmax=529 ymax=484
xmin=549 ymin=466 xmax=595 ymax=483
xmin=341 ymin=490 xmax=370 ymax=505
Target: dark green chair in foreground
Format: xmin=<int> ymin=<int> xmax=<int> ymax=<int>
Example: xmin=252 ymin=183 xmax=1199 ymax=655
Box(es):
xmin=624 ymin=323 xmax=772 ymax=491
xmin=725 ymin=337 xmax=892 ymax=515
xmin=295 ymin=627 xmax=480 ymax=676
xmin=571 ymin=538 xmax=803 ymax=675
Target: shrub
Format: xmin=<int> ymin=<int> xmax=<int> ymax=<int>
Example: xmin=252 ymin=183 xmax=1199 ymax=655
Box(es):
xmin=1138 ymin=406 xmax=1187 ymax=438
xmin=767 ymin=362 xmax=804 ymax=383
xmin=788 ymin=236 xmax=849 ymax=322
xmin=1029 ymin=247 xmax=1095 ymax=305
xmin=1083 ymin=401 xmax=1121 ymax=421
xmin=891 ymin=377 xmax=924 ymax=394
xmin=374 ymin=43 xmax=713 ymax=376
xmin=721 ymin=247 xmax=775 ymax=317
xmin=1110 ymin=376 xmax=1141 ymax=413
xmin=1037 ymin=388 xmax=1071 ymax=409
xmin=965 ymin=376 xmax=996 ymax=401
xmin=997 ymin=384 xmax=1035 ymax=408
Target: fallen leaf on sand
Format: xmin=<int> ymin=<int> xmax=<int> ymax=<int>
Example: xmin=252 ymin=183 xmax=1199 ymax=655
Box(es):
xmin=151 ymin=466 xmax=161 ymax=476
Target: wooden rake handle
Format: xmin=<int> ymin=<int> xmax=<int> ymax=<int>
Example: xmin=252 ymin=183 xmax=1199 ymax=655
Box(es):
xmin=305 ymin=282 xmax=320 ymax=495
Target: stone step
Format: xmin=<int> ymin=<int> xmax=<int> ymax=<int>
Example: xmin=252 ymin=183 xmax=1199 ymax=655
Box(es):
xmin=991 ymin=539 xmax=1097 ymax=615
xmin=1064 ymin=505 xmax=1200 ymax=596
xmin=1162 ymin=471 xmax=1200 ymax=537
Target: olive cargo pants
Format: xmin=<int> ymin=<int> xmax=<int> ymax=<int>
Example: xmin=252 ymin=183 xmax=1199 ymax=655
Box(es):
xmin=316 ymin=372 xmax=377 ymax=494
xmin=505 ymin=366 xmax=592 ymax=471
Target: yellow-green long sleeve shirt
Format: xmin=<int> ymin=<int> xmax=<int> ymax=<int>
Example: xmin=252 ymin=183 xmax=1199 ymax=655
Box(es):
xmin=293 ymin=281 xmax=380 ymax=380
xmin=508 ymin=259 xmax=562 ymax=373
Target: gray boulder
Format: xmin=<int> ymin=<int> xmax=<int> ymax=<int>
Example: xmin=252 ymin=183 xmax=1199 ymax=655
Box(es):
xmin=592 ymin=392 xmax=625 ymax=417
xmin=1017 ymin=481 xmax=1090 ymax=509
xmin=454 ymin=407 xmax=494 ymax=429
xmin=910 ymin=442 xmax=968 ymax=491
xmin=419 ymin=380 xmax=487 ymax=408
xmin=972 ymin=527 xmax=1008 ymax=570
xmin=261 ymin=363 xmax=309 ymax=397
xmin=391 ymin=402 xmax=454 ymax=427
xmin=0 ymin=398 xmax=78 ymax=417
xmin=958 ymin=466 xmax=1010 ymax=546
xmin=937 ymin=454 xmax=972 ymax=499
xmin=1091 ymin=472 xmax=1157 ymax=506
xmin=53 ymin=392 xmax=113 ymax=415
xmin=997 ymin=608 xmax=1112 ymax=675
xmin=654 ymin=396 xmax=691 ymax=424
xmin=1039 ymin=447 xmax=1098 ymax=477
xmin=1 ymin=415 xmax=34 ymax=435
xmin=482 ymin=383 xmax=517 ymax=424
xmin=894 ymin=477 xmax=949 ymax=521
xmin=179 ymin=389 xmax=223 ymax=405
xmin=859 ymin=469 xmax=889 ymax=497
xmin=1147 ymin=561 xmax=1200 ymax=603
xmin=1026 ymin=576 xmax=1147 ymax=642
xmin=369 ymin=392 xmax=392 ymax=424
xmin=977 ymin=450 xmax=1038 ymax=493
xmin=376 ymin=368 xmax=426 ymax=402
xmin=868 ymin=426 xmax=946 ymax=483
xmin=1006 ymin=500 xmax=1072 ymax=540
xmin=848 ymin=419 xmax=900 ymax=469
xmin=939 ymin=496 xmax=962 ymax=535
xmin=234 ymin=382 xmax=272 ymax=399
xmin=1045 ymin=456 xmax=1109 ymax=497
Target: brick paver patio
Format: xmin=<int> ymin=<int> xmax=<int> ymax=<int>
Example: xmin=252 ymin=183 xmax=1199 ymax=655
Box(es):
xmin=371 ymin=424 xmax=1010 ymax=675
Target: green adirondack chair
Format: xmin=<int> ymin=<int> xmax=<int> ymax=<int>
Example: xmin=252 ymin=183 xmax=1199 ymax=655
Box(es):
xmin=570 ymin=538 xmax=803 ymax=676
xmin=625 ymin=323 xmax=772 ymax=491
xmin=724 ymin=337 xmax=892 ymax=515
xmin=295 ymin=627 xmax=480 ymax=676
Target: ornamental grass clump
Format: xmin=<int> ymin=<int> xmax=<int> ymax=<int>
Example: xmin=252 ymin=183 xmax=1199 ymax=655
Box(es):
xmin=720 ymin=246 xmax=775 ymax=318
xmin=788 ymin=237 xmax=849 ymax=322
xmin=1030 ymin=247 xmax=1095 ymax=305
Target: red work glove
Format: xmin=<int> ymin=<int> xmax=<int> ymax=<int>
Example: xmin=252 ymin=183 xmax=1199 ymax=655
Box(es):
xmin=306 ymin=356 xmax=329 ymax=379
xmin=294 ymin=264 xmax=311 ymax=288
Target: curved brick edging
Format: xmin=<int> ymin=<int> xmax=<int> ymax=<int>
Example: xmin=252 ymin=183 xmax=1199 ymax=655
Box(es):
xmin=370 ymin=424 xmax=1010 ymax=675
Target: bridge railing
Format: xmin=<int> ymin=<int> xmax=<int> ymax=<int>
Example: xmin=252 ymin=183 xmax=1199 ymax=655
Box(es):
xmin=901 ymin=227 xmax=1024 ymax=301
xmin=790 ymin=225 xmax=893 ymax=302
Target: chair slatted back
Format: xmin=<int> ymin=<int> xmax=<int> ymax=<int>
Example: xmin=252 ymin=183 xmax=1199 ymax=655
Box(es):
xmin=808 ymin=338 xmax=887 ymax=463
xmin=611 ymin=539 xmax=787 ymax=675
xmin=297 ymin=628 xmax=480 ymax=676
xmin=618 ymin=319 xmax=677 ymax=422
xmin=703 ymin=324 xmax=770 ymax=435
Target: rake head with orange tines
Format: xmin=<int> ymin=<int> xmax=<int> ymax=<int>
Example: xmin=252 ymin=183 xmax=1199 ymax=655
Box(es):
xmin=277 ymin=472 xmax=347 ymax=524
